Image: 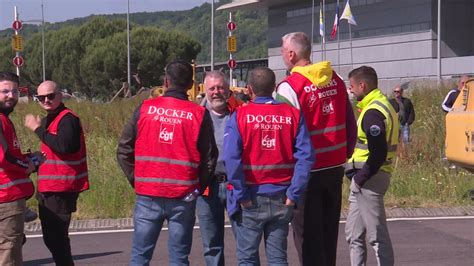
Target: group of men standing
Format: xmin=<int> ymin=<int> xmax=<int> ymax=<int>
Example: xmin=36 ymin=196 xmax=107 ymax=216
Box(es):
xmin=117 ymin=31 xmax=399 ymax=266
xmin=0 ymin=73 xmax=88 ymax=265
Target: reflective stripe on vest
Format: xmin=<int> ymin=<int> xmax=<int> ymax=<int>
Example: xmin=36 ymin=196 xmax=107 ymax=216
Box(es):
xmin=314 ymin=141 xmax=347 ymax=154
xmin=243 ymin=163 xmax=295 ymax=171
xmin=355 ymin=141 xmax=398 ymax=152
xmin=310 ymin=123 xmax=345 ymax=136
xmin=38 ymin=172 xmax=88 ymax=181
xmin=0 ymin=177 xmax=32 ymax=190
xmin=135 ymin=177 xmax=199 ymax=185
xmin=135 ymin=156 xmax=199 ymax=168
xmin=43 ymin=157 xmax=87 ymax=166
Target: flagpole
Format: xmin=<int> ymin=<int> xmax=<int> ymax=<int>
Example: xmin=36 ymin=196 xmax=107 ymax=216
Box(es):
xmin=323 ymin=0 xmax=326 ymax=60
xmin=337 ymin=0 xmax=340 ymax=73
xmin=349 ymin=24 xmax=353 ymax=69
xmin=311 ymin=0 xmax=315 ymax=63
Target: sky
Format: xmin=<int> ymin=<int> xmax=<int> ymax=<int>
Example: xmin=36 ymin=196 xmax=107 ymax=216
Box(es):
xmin=0 ymin=0 xmax=212 ymax=30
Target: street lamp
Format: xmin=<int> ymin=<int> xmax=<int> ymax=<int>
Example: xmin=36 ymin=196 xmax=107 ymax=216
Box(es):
xmin=24 ymin=0 xmax=45 ymax=81
xmin=127 ymin=0 xmax=131 ymax=87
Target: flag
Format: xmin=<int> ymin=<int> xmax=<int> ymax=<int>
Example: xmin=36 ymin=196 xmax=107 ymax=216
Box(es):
xmin=330 ymin=3 xmax=339 ymax=40
xmin=340 ymin=0 xmax=357 ymax=26
xmin=319 ymin=4 xmax=324 ymax=37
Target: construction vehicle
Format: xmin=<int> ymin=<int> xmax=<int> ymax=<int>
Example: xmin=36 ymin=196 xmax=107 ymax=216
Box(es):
xmin=445 ymin=78 xmax=474 ymax=172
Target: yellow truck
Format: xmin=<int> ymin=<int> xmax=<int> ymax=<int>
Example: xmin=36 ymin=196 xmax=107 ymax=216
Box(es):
xmin=445 ymin=78 xmax=474 ymax=172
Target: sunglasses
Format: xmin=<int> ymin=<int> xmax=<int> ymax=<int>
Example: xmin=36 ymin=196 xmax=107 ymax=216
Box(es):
xmin=393 ymin=91 xmax=401 ymax=93
xmin=35 ymin=93 xmax=57 ymax=102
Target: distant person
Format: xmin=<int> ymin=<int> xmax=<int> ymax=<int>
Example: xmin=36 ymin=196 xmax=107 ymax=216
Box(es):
xmin=345 ymin=66 xmax=398 ymax=266
xmin=442 ymin=75 xmax=469 ymax=112
xmin=389 ymin=86 xmax=415 ymax=144
xmin=276 ymin=31 xmax=357 ymax=265
xmin=224 ymin=67 xmax=314 ymax=265
xmin=117 ymin=60 xmax=218 ymax=265
xmin=24 ymin=80 xmax=89 ymax=266
xmin=0 ymin=71 xmax=44 ymax=266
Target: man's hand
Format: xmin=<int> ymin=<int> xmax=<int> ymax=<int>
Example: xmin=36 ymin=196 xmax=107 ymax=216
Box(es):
xmin=285 ymin=198 xmax=295 ymax=206
xmin=30 ymin=151 xmax=46 ymax=165
xmin=240 ymin=200 xmax=252 ymax=209
xmin=24 ymin=114 xmax=41 ymax=131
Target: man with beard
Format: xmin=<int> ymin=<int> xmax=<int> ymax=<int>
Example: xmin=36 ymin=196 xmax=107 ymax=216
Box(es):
xmin=196 ymin=71 xmax=242 ymax=266
xmin=24 ymin=80 xmax=88 ymax=266
xmin=0 ymin=71 xmax=44 ymax=265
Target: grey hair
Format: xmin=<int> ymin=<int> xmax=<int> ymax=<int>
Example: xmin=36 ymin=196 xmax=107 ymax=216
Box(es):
xmin=281 ymin=32 xmax=311 ymax=59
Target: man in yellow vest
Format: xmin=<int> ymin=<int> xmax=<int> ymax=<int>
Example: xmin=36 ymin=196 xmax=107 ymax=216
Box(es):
xmin=345 ymin=66 xmax=399 ymax=266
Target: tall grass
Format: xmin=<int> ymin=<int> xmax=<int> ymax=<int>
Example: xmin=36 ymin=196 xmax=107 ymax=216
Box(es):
xmin=9 ymin=85 xmax=473 ymax=219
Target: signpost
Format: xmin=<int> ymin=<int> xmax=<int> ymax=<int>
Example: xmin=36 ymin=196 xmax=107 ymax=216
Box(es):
xmin=12 ymin=56 xmax=24 ymax=67
xmin=227 ymin=13 xmax=237 ymax=84
xmin=12 ymin=20 xmax=23 ymax=31
xmin=12 ymin=35 xmax=23 ymax=51
xmin=227 ymin=59 xmax=237 ymax=69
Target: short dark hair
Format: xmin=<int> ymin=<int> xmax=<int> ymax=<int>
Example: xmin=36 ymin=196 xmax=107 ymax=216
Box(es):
xmin=165 ymin=60 xmax=193 ymax=91
xmin=348 ymin=66 xmax=378 ymax=89
xmin=247 ymin=67 xmax=276 ymax=97
xmin=0 ymin=72 xmax=19 ymax=86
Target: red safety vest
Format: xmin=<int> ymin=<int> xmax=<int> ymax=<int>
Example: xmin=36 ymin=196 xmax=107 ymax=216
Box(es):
xmin=0 ymin=114 xmax=34 ymax=203
xmin=134 ymin=97 xmax=205 ymax=198
xmin=38 ymin=109 xmax=89 ymax=192
xmin=236 ymin=103 xmax=299 ymax=185
xmin=282 ymin=71 xmax=347 ymax=170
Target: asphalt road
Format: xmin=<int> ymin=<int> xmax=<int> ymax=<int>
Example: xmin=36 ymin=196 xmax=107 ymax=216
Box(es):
xmin=23 ymin=217 xmax=474 ymax=265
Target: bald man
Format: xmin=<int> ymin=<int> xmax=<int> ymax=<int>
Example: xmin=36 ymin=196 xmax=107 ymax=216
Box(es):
xmin=442 ymin=75 xmax=469 ymax=112
xmin=25 ymin=81 xmax=89 ymax=266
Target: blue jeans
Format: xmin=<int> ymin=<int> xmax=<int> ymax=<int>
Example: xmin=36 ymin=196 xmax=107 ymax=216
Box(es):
xmin=130 ymin=194 xmax=196 ymax=266
xmin=196 ymin=179 xmax=227 ymax=266
xmin=231 ymin=193 xmax=293 ymax=266
xmin=400 ymin=124 xmax=410 ymax=143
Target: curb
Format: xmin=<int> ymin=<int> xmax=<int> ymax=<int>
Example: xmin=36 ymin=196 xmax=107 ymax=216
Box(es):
xmin=25 ymin=206 xmax=474 ymax=234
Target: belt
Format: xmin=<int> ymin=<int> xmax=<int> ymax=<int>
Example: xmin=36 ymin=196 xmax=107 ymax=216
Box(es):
xmin=214 ymin=174 xmax=227 ymax=183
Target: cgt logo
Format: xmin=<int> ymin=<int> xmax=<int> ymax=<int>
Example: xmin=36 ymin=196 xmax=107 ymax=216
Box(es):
xmin=159 ymin=123 xmax=175 ymax=144
xmin=261 ymin=130 xmax=276 ymax=150
xmin=322 ymin=99 xmax=334 ymax=115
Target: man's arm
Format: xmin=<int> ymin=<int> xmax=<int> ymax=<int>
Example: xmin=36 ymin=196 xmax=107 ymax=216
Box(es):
xmin=34 ymin=114 xmax=81 ymax=154
xmin=0 ymin=120 xmax=31 ymax=173
xmin=406 ymin=98 xmax=415 ymax=125
xmin=196 ymin=110 xmax=218 ymax=193
xmin=223 ymin=112 xmax=248 ymax=203
xmin=286 ymin=114 xmax=314 ymax=204
xmin=353 ymin=109 xmax=387 ymax=187
xmin=346 ymin=95 xmax=357 ymax=158
xmin=116 ymin=106 xmax=140 ymax=187
xmin=275 ymin=82 xmax=301 ymax=109
xmin=441 ymin=90 xmax=459 ymax=112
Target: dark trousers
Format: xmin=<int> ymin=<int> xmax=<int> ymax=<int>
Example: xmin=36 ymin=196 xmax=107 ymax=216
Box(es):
xmin=38 ymin=192 xmax=79 ymax=266
xmin=292 ymin=166 xmax=344 ymax=266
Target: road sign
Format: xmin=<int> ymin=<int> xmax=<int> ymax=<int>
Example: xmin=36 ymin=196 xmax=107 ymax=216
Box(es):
xmin=12 ymin=35 xmax=24 ymax=51
xmin=227 ymin=36 xmax=237 ymax=53
xmin=12 ymin=20 xmax=22 ymax=31
xmin=227 ymin=59 xmax=237 ymax=69
xmin=227 ymin=21 xmax=236 ymax=31
xmin=12 ymin=56 xmax=24 ymax=67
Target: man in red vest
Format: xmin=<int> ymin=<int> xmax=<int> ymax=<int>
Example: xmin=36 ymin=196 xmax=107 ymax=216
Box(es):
xmin=276 ymin=32 xmax=357 ymax=266
xmin=224 ymin=67 xmax=314 ymax=265
xmin=0 ymin=71 xmax=44 ymax=265
xmin=24 ymin=80 xmax=88 ymax=266
xmin=117 ymin=60 xmax=218 ymax=265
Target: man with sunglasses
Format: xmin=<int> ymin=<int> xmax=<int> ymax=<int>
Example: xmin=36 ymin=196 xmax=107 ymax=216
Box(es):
xmin=0 ymin=71 xmax=44 ymax=266
xmin=389 ymin=86 xmax=415 ymax=145
xmin=24 ymin=80 xmax=88 ymax=266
